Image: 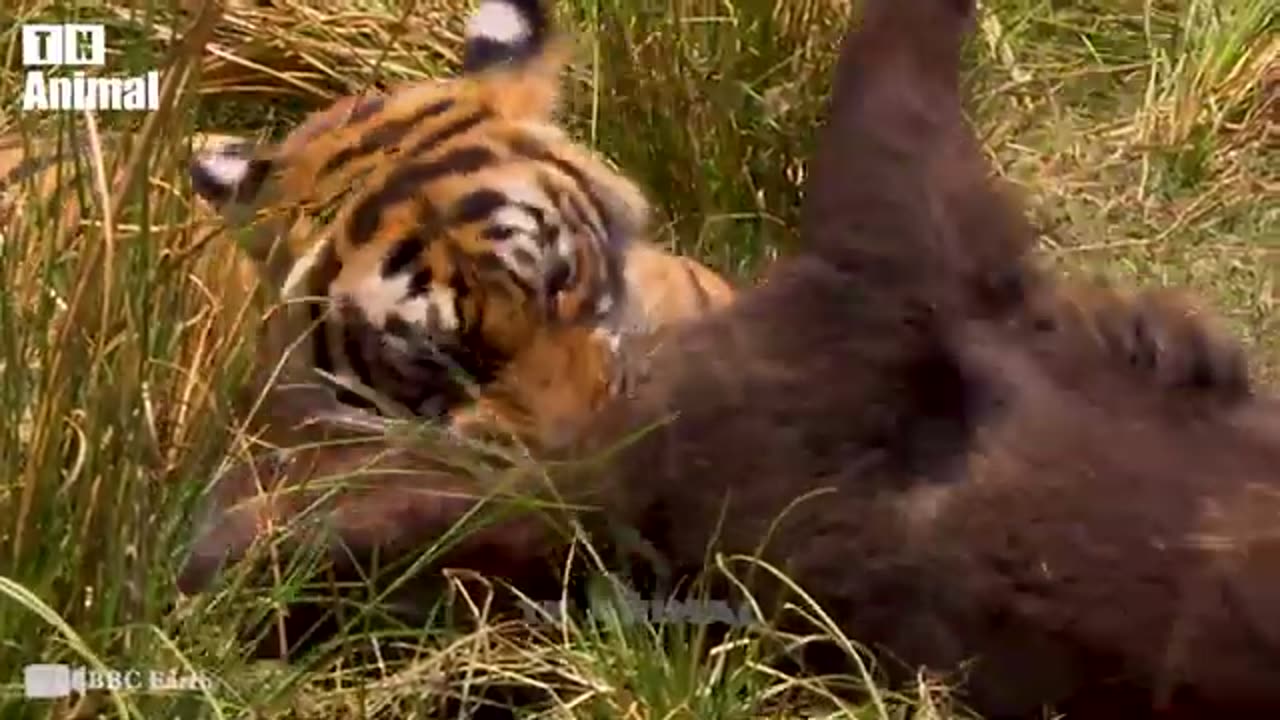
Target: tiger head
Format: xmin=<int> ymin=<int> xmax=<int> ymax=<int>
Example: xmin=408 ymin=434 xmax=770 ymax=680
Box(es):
xmin=189 ymin=0 xmax=649 ymax=416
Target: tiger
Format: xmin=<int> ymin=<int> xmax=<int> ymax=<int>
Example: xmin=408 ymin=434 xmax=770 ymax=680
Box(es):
xmin=447 ymin=239 xmax=735 ymax=448
xmin=187 ymin=0 xmax=736 ymax=447
xmin=0 ymin=129 xmax=263 ymax=336
xmin=1 ymin=129 xmax=248 ymax=219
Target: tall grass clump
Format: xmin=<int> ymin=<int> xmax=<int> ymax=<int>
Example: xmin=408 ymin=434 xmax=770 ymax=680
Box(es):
xmin=0 ymin=0 xmax=1275 ymax=717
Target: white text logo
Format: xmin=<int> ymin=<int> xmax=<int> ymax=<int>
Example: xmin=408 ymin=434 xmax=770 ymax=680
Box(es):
xmin=20 ymin=24 xmax=160 ymax=112
xmin=22 ymin=664 xmax=212 ymax=699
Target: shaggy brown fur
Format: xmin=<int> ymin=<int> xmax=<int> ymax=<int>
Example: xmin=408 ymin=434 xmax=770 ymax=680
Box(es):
xmin=565 ymin=0 xmax=1280 ymax=717
xmin=178 ymin=0 xmax=1278 ymax=715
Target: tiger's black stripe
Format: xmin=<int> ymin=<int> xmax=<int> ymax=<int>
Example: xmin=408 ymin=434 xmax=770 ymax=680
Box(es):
xmin=451 ymin=188 xmax=507 ymax=225
xmin=508 ymin=136 xmax=612 ymax=244
xmin=347 ymin=96 xmax=388 ymax=123
xmin=403 ymin=108 xmax=495 ymax=161
xmin=306 ymin=242 xmax=343 ymax=375
xmin=347 ymin=145 xmax=499 ymax=246
xmin=320 ymin=99 xmax=456 ymax=176
xmin=382 ymin=233 xmax=426 ymax=277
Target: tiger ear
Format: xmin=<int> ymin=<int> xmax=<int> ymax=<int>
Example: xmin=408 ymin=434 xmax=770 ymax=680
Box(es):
xmin=189 ymin=139 xmax=274 ymax=211
xmin=465 ymin=0 xmax=571 ymax=121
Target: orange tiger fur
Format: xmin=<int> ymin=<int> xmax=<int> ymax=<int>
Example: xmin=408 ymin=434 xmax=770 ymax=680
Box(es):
xmin=189 ymin=0 xmax=735 ymax=446
xmin=449 ymin=240 xmax=736 ymax=448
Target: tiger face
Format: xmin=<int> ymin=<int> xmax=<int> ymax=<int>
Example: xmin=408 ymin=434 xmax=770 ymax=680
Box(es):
xmin=447 ymin=324 xmax=621 ymax=449
xmin=189 ymin=0 xmax=650 ymax=417
xmin=448 ymin=241 xmax=738 ymax=450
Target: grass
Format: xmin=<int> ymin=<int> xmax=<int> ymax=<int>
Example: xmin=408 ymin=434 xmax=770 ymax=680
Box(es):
xmin=0 ymin=0 xmax=1275 ymax=717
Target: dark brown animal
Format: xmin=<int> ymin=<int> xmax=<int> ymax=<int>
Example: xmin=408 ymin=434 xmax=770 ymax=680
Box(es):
xmin=179 ymin=0 xmax=1279 ymax=716
xmin=564 ymin=0 xmax=1280 ymax=717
